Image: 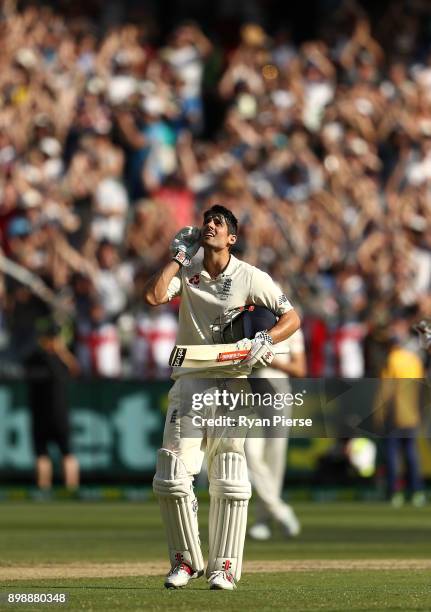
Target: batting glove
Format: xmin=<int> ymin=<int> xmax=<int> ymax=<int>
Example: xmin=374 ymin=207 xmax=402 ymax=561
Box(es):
xmin=413 ymin=319 xmax=431 ymax=351
xmin=170 ymin=226 xmax=201 ymax=267
xmin=236 ymin=330 xmax=275 ymax=368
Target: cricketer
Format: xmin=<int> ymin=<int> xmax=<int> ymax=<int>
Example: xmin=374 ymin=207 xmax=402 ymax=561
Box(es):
xmin=245 ymin=328 xmax=306 ymax=541
xmin=143 ymin=204 xmax=300 ymax=590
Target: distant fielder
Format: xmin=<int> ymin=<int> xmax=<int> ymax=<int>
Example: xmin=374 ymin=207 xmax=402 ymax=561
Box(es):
xmin=144 ymin=204 xmax=300 ymax=590
xmin=246 ymin=327 xmax=306 ymax=540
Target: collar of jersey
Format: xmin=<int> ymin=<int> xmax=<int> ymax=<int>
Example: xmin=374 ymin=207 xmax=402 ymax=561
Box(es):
xmin=200 ymin=254 xmax=237 ymax=280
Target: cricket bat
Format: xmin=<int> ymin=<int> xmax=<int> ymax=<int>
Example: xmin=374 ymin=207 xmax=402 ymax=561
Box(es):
xmin=169 ymin=343 xmax=288 ymax=367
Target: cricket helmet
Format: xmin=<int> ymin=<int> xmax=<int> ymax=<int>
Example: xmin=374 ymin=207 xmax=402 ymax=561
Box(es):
xmin=211 ymin=305 xmax=277 ymax=343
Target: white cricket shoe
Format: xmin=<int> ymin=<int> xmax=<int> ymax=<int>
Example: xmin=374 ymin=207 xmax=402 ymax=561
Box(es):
xmin=248 ymin=522 xmax=272 ymax=541
xmin=281 ymin=506 xmax=301 ymax=537
xmin=164 ymin=562 xmax=193 ymax=589
xmin=208 ymin=570 xmax=237 ymax=590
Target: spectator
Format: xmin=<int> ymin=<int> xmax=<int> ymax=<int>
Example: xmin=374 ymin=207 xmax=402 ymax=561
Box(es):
xmin=94 ymin=239 xmax=131 ymax=320
xmin=75 ymin=298 xmax=122 ymax=377
xmin=374 ymin=316 xmax=426 ymax=507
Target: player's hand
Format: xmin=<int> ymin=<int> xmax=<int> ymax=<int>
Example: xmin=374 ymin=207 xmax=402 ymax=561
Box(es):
xmin=413 ymin=319 xmax=431 ymax=351
xmin=236 ymin=331 xmax=275 ymax=368
xmin=170 ymin=226 xmax=201 ymax=267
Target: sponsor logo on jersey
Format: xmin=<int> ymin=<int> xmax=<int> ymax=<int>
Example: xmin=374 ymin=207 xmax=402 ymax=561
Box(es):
xmin=278 ymin=294 xmax=288 ymax=305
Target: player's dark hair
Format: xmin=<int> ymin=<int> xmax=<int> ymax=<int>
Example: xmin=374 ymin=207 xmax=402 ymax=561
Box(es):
xmin=204 ymin=204 xmax=238 ymax=236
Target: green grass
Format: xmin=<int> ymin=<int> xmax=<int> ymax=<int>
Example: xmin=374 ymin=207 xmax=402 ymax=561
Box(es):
xmin=1 ymin=573 xmax=431 ymax=611
xmin=0 ymin=501 xmax=430 ymax=610
xmin=1 ymin=501 xmax=430 ymax=563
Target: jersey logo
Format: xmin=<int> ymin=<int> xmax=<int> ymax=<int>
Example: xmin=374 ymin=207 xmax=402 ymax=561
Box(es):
xmin=188 ymin=274 xmax=200 ymax=286
xmin=278 ymin=294 xmax=288 ymax=305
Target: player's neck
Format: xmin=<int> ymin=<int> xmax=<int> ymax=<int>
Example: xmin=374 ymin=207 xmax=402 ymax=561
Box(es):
xmin=203 ymin=249 xmax=231 ymax=279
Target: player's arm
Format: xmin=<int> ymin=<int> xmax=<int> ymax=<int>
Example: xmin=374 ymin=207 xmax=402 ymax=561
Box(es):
xmin=248 ymin=268 xmax=301 ymax=344
xmin=266 ymin=310 xmax=301 ymax=345
xmin=143 ymin=260 xmax=181 ymax=306
xmin=239 ymin=271 xmax=301 ymax=368
xmin=238 ymin=309 xmax=301 ymax=369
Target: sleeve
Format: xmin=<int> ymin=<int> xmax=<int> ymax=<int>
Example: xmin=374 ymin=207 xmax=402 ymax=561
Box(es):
xmin=249 ymin=268 xmax=293 ymax=316
xmin=166 ymin=272 xmax=182 ymax=301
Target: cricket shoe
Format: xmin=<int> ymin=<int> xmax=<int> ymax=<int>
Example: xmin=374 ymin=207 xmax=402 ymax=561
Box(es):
xmin=281 ymin=506 xmax=301 ymax=537
xmin=164 ymin=562 xmax=194 ymax=589
xmin=248 ymin=522 xmax=272 ymax=541
xmin=208 ymin=570 xmax=237 ymax=590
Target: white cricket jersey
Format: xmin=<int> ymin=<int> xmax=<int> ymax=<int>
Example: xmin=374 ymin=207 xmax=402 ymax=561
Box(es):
xmin=167 ymin=254 xmax=293 ymax=378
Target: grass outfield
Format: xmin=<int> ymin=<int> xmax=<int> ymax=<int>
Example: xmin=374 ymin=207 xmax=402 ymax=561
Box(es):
xmin=0 ymin=501 xmax=430 ymax=610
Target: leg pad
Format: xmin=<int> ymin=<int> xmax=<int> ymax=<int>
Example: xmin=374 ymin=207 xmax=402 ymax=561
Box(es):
xmin=207 ymin=452 xmax=251 ymax=581
xmin=153 ymin=449 xmax=204 ymax=573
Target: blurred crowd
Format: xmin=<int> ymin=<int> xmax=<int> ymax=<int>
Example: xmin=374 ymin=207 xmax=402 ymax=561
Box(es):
xmin=1 ymin=0 xmax=431 ymax=379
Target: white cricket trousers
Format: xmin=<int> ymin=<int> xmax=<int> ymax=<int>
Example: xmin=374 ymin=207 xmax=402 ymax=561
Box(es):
xmin=162 ymin=377 xmax=251 ymax=474
xmin=245 ymin=433 xmax=291 ymax=524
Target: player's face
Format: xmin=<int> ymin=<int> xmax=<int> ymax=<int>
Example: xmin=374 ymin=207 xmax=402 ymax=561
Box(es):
xmin=202 ymin=214 xmax=236 ymax=250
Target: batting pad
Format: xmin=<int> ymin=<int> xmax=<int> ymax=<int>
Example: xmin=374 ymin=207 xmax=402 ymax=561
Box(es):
xmin=153 ymin=449 xmax=204 ymax=574
xmin=207 ymin=452 xmax=252 ymax=581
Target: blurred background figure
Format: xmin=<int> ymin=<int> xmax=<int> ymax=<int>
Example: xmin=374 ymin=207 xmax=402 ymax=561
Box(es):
xmin=24 ymin=320 xmax=80 ymax=491
xmin=374 ymin=314 xmax=426 ymax=508
xmin=75 ymin=297 xmax=122 ymax=378
xmin=245 ymin=327 xmax=306 ymax=540
xmin=131 ymin=305 xmax=177 ymax=379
